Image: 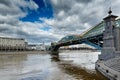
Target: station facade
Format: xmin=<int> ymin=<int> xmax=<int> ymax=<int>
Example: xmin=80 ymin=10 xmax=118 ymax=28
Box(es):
xmin=0 ymin=37 xmax=26 ymax=51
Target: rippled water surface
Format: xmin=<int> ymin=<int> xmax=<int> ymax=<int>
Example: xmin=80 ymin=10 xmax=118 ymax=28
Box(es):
xmin=0 ymin=51 xmax=108 ymax=80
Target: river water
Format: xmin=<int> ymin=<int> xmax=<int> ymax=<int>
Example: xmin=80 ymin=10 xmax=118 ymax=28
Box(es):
xmin=0 ymin=50 xmax=108 ymax=80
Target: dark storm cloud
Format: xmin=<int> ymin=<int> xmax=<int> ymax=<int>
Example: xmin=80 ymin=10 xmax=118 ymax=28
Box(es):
xmin=40 ymin=0 xmax=120 ymax=40
xmin=50 ymin=0 xmax=73 ymax=15
xmin=0 ymin=0 xmax=11 ymax=6
xmin=76 ymin=0 xmax=93 ymax=3
xmin=0 ymin=28 xmax=9 ymax=32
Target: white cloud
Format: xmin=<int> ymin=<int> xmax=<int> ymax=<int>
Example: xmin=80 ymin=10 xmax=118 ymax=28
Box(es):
xmin=0 ymin=0 xmax=58 ymax=44
xmin=43 ymin=0 xmax=120 ymax=39
xmin=1 ymin=0 xmax=120 ymax=44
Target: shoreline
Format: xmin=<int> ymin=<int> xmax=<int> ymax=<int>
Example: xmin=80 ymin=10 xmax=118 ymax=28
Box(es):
xmin=0 ymin=51 xmax=47 ymax=55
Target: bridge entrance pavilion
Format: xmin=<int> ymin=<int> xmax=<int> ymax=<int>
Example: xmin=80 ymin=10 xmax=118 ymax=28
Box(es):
xmin=96 ymin=9 xmax=120 ymax=80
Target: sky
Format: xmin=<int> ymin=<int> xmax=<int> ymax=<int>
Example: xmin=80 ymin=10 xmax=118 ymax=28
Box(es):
xmin=0 ymin=0 xmax=120 ymax=45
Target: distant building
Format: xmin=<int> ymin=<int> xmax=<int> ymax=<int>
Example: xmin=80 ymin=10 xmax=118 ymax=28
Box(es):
xmin=36 ymin=44 xmax=46 ymax=51
xmin=27 ymin=42 xmax=46 ymax=51
xmin=45 ymin=45 xmax=51 ymax=51
xmin=60 ymin=44 xmax=96 ymax=50
xmin=36 ymin=42 xmax=46 ymax=51
xmin=69 ymin=44 xmax=95 ymax=49
xmin=63 ymin=46 xmax=69 ymax=49
xmin=0 ymin=37 xmax=26 ymax=51
xmin=26 ymin=44 xmax=37 ymax=50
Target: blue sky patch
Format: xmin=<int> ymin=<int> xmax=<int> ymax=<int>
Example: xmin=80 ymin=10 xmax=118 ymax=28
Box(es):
xmin=20 ymin=0 xmax=53 ymax=22
xmin=40 ymin=26 xmax=51 ymax=31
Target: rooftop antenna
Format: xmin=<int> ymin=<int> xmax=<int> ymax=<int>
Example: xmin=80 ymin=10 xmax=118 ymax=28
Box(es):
xmin=108 ymin=7 xmax=112 ymax=15
xmin=104 ymin=0 xmax=112 ymax=15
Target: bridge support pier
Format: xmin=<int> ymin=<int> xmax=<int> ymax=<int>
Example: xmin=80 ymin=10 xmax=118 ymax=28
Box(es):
xmin=50 ymin=50 xmax=60 ymax=61
xmin=50 ymin=45 xmax=59 ymax=57
xmin=51 ymin=51 xmax=59 ymax=55
xmin=50 ymin=50 xmax=59 ymax=57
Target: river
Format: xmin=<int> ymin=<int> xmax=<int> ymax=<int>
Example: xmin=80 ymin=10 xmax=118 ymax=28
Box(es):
xmin=0 ymin=50 xmax=108 ymax=80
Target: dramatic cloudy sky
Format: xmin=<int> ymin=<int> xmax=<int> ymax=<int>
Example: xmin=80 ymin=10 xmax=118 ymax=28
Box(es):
xmin=0 ymin=0 xmax=120 ymax=44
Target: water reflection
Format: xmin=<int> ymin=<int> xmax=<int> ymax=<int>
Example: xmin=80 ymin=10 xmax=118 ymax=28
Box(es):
xmin=51 ymin=56 xmax=60 ymax=62
xmin=0 ymin=51 xmax=108 ymax=80
xmin=51 ymin=54 xmax=60 ymax=62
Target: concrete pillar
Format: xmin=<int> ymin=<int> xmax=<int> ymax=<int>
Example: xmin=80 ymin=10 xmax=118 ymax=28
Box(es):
xmin=99 ymin=9 xmax=118 ymax=60
xmin=114 ymin=27 xmax=120 ymax=51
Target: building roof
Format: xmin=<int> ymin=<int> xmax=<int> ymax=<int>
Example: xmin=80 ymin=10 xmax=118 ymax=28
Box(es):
xmin=0 ymin=37 xmax=24 ymax=40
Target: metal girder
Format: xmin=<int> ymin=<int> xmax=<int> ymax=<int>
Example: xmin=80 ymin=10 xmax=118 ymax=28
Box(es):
xmin=83 ymin=40 xmax=102 ymax=50
xmin=51 ymin=34 xmax=103 ymax=51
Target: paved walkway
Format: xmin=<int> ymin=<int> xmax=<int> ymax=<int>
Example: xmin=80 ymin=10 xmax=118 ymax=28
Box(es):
xmin=96 ymin=58 xmax=120 ymax=80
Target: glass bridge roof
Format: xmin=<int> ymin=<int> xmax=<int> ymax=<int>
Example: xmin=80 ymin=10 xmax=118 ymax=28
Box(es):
xmin=82 ymin=19 xmax=120 ymax=38
xmin=58 ymin=35 xmax=79 ymax=43
xmin=58 ymin=19 xmax=120 ymax=43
